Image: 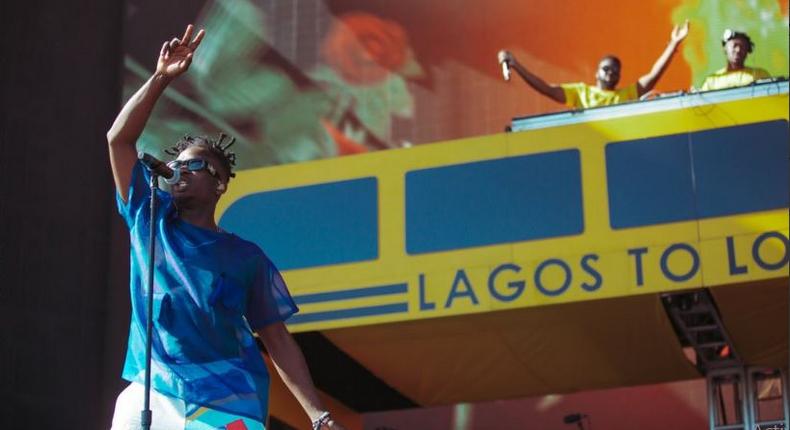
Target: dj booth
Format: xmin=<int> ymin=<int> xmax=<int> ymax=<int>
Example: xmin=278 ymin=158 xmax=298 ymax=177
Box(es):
xmin=510 ymin=79 xmax=788 ymax=131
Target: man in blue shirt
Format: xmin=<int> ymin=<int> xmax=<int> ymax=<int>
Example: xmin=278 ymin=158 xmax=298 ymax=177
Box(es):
xmin=107 ymin=24 xmax=345 ymax=430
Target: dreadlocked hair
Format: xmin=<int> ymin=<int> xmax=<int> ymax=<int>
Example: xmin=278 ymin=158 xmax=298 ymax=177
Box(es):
xmin=165 ymin=133 xmax=238 ymax=179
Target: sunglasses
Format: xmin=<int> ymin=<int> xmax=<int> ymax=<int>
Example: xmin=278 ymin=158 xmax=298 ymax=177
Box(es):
xmin=601 ymin=65 xmax=620 ymax=73
xmin=167 ymin=158 xmax=218 ymax=177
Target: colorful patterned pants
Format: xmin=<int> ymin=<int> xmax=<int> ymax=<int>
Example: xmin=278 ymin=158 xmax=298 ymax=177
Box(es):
xmin=111 ymin=382 xmax=265 ymax=430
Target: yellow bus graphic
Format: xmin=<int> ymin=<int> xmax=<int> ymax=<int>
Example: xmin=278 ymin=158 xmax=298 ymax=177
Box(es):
xmin=217 ymin=82 xmax=789 ymax=332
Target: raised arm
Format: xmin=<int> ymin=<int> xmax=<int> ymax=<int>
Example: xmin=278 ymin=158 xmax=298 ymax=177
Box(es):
xmin=107 ymin=24 xmax=204 ymax=202
xmin=498 ymin=50 xmax=566 ymax=104
xmin=258 ymin=322 xmax=346 ymax=430
xmin=637 ymin=20 xmax=688 ymax=97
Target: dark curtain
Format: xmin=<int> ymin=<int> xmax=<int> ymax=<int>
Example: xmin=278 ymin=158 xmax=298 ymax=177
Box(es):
xmin=0 ymin=0 xmax=129 ymax=428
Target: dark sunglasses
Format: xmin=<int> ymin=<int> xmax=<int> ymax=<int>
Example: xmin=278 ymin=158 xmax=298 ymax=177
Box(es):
xmin=601 ymin=65 xmax=620 ymax=73
xmin=167 ymin=158 xmax=218 ymax=177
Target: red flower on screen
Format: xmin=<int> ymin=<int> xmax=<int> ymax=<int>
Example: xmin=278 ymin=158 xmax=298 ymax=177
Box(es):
xmin=322 ymin=12 xmax=408 ymax=85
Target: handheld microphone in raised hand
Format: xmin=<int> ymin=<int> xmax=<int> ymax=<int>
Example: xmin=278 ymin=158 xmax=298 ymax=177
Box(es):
xmin=502 ymin=60 xmax=511 ymax=81
xmin=563 ymin=413 xmax=586 ymax=424
xmin=138 ymin=152 xmax=180 ymax=184
xmin=498 ymin=50 xmax=511 ymax=82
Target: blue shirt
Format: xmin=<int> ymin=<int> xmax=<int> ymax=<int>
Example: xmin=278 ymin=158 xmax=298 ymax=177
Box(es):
xmin=116 ymin=161 xmax=298 ymax=420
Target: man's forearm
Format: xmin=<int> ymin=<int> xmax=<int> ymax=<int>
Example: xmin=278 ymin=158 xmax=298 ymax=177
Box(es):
xmin=639 ymin=40 xmax=680 ymax=94
xmin=263 ymin=325 xmax=326 ymax=421
xmin=107 ymin=73 xmax=171 ymax=148
xmin=511 ymin=61 xmax=565 ymax=103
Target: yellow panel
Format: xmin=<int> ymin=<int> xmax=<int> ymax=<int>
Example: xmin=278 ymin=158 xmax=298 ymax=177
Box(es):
xmin=700 ymin=229 xmax=790 ymax=286
xmin=698 ymin=209 xmax=789 ymax=239
xmin=711 ymin=278 xmax=789 ymax=370
xmin=216 ymin=87 xmax=789 ymax=332
xmin=324 ymin=293 xmax=702 ymax=405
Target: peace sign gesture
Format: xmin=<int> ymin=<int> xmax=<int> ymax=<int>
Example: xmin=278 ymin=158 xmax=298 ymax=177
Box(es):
xmin=670 ymin=19 xmax=690 ymax=44
xmin=156 ymin=24 xmax=205 ymax=80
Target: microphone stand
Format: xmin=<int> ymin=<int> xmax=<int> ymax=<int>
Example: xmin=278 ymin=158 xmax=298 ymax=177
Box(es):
xmin=141 ymin=171 xmax=159 ymax=430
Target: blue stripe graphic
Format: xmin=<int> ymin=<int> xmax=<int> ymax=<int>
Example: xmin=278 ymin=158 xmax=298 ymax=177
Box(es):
xmin=219 ymin=177 xmax=379 ymax=270
xmin=288 ymin=303 xmax=409 ymax=324
xmin=405 ymin=149 xmax=584 ymax=254
xmin=691 ymin=120 xmax=789 ymax=218
xmin=606 ymin=134 xmax=695 ymax=229
xmin=606 ymin=120 xmax=789 ymax=229
xmin=293 ymin=283 xmax=408 ymax=305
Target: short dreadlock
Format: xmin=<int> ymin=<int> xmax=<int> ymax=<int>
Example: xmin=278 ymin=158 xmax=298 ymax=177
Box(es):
xmin=165 ymin=133 xmax=237 ymax=179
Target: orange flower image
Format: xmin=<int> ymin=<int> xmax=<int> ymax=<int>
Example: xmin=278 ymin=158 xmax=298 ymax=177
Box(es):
xmin=322 ymin=12 xmax=409 ymax=85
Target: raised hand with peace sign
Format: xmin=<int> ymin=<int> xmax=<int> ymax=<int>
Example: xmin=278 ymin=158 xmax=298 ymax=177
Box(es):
xmin=156 ymin=24 xmax=205 ymax=80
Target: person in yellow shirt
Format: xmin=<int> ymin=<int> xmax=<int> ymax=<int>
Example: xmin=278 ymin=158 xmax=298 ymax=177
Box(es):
xmin=698 ymin=29 xmax=771 ymax=91
xmin=498 ymin=21 xmax=689 ymax=109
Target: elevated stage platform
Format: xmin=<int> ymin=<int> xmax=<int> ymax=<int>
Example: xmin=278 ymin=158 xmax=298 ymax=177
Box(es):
xmin=217 ymin=81 xmax=789 ymax=427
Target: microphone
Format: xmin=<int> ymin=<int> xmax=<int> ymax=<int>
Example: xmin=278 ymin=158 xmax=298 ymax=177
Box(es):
xmin=563 ymin=413 xmax=587 ymax=424
xmin=497 ymin=50 xmax=511 ymax=81
xmin=138 ymin=152 xmax=180 ymax=184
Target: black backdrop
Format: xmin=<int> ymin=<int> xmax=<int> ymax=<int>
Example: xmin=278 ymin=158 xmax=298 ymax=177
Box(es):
xmin=0 ymin=1 xmax=130 ymax=428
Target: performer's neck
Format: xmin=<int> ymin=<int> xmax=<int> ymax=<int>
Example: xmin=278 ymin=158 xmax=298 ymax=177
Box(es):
xmin=178 ymin=208 xmax=220 ymax=232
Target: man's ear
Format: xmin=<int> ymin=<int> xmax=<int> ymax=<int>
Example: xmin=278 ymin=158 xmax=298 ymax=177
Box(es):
xmin=216 ymin=182 xmax=226 ymax=194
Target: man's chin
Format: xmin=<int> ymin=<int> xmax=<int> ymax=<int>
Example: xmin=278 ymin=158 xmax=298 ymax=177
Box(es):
xmin=173 ymin=192 xmax=214 ymax=210
xmin=597 ymin=78 xmax=617 ymax=90
xmin=173 ymin=192 xmax=196 ymax=206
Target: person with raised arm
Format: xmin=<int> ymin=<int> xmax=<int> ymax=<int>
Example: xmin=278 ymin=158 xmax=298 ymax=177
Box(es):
xmin=107 ymin=24 xmax=346 ymax=430
xmin=498 ymin=20 xmax=689 ymax=109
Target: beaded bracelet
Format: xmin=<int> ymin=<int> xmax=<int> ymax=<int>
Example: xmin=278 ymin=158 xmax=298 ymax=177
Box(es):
xmin=312 ymin=411 xmax=331 ymax=430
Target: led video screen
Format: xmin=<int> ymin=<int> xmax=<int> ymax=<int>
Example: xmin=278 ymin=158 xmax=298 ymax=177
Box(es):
xmin=123 ymin=0 xmax=789 ymax=169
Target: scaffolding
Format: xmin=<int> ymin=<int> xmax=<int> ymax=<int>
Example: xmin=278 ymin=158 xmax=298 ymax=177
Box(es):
xmin=663 ymin=290 xmax=789 ymax=430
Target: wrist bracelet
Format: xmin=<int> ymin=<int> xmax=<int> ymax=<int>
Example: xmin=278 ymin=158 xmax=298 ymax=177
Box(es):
xmin=312 ymin=411 xmax=331 ymax=430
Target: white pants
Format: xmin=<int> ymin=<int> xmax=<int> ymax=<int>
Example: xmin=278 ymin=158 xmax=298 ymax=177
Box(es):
xmin=111 ymin=382 xmax=265 ymax=430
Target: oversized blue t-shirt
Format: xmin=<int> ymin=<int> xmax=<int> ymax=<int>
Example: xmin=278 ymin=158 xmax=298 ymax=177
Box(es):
xmin=116 ymin=161 xmax=298 ymax=420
